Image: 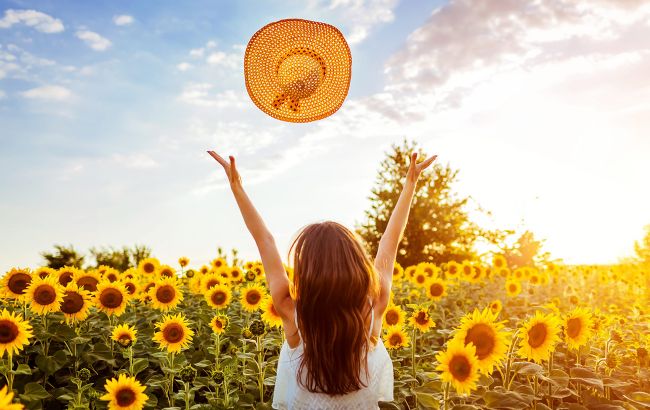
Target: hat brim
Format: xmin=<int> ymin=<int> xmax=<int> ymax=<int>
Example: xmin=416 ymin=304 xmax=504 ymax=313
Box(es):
xmin=244 ymin=19 xmax=352 ymax=123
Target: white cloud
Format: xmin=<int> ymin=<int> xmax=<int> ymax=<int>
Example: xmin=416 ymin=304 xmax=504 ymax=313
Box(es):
xmin=189 ymin=48 xmax=204 ymax=58
xmin=176 ymin=62 xmax=192 ymax=71
xmin=0 ymin=9 xmax=64 ymax=33
xmin=113 ymin=15 xmax=134 ymax=26
xmin=178 ymin=83 xmax=246 ymax=108
xmin=76 ymin=30 xmax=112 ymax=51
xmin=21 ymin=85 xmax=72 ymax=101
xmin=0 ymin=90 xmax=6 ymax=99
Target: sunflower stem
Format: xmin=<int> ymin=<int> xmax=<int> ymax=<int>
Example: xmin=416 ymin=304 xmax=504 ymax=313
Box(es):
xmin=442 ymin=381 xmax=450 ymax=410
xmin=184 ymin=381 xmax=190 ymax=410
xmin=169 ymin=351 xmax=176 ymax=406
xmin=128 ymin=346 xmax=134 ymax=376
xmin=257 ymin=335 xmax=264 ymax=402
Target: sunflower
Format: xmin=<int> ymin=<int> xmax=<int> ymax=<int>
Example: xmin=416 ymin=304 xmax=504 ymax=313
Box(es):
xmin=205 ymin=284 xmax=232 ymax=310
xmin=261 ymin=296 xmax=283 ymax=328
xmin=33 ymin=267 xmax=56 ymax=279
xmin=188 ymin=275 xmax=202 ymax=294
xmin=384 ymin=326 xmax=410 ymax=349
xmin=121 ymin=268 xmax=137 ymax=281
xmin=392 ymin=263 xmax=404 ymax=282
xmin=468 ymin=265 xmax=484 ymax=283
xmin=452 ymin=308 xmax=510 ymax=374
xmin=138 ymin=258 xmax=159 ymax=276
xmin=211 ymin=257 xmax=227 ymax=270
xmin=460 ymin=261 xmax=474 ymax=281
xmin=244 ymin=261 xmax=255 ymax=271
xmin=404 ymin=265 xmax=417 ymax=281
xmin=425 ymin=277 xmax=447 ymax=301
xmin=492 ymin=254 xmax=507 ymax=269
xmin=409 ymin=307 xmax=436 ymax=333
xmin=74 ymin=270 xmax=101 ymax=293
xmin=57 ymin=266 xmax=79 ymax=287
xmin=435 ymin=337 xmax=480 ymax=395
xmin=157 ymin=265 xmax=175 ymax=279
xmin=112 ymin=324 xmax=137 ymax=348
xmin=505 ymin=279 xmax=521 ymax=297
xmin=153 ymin=313 xmax=194 ymax=353
xmin=103 ymin=268 xmax=121 ymax=283
xmin=0 ymin=308 xmax=33 ymax=359
xmin=178 ymin=257 xmax=189 ymax=268
xmin=25 ymin=276 xmax=63 ymax=315
xmin=411 ymin=270 xmax=428 ymax=287
xmin=383 ymin=304 xmax=406 ymax=328
xmin=60 ymin=283 xmax=93 ymax=323
xmin=95 ymin=281 xmax=129 ymax=317
xmin=0 ymin=385 xmax=23 ymax=410
xmin=121 ymin=279 xmax=139 ymax=297
xmin=1 ymin=268 xmax=32 ymax=300
xmin=444 ymin=261 xmax=460 ymax=279
xmin=139 ymin=280 xmax=156 ymax=303
xmin=417 ymin=262 xmax=439 ymax=279
xmin=252 ymin=263 xmax=264 ymax=278
xmin=564 ymin=307 xmax=593 ymax=350
xmin=229 ymin=267 xmax=243 ymax=283
xmin=518 ymin=311 xmax=562 ymax=363
xmin=199 ymin=265 xmax=210 ymax=275
xmin=240 ymin=283 xmax=267 ymax=312
xmin=200 ymin=272 xmax=223 ymax=293
xmin=149 ymin=277 xmax=183 ymax=311
xmin=210 ymin=315 xmax=229 ymax=335
xmin=489 ymin=300 xmax=502 ymax=315
xmin=100 ymin=373 xmax=148 ymax=410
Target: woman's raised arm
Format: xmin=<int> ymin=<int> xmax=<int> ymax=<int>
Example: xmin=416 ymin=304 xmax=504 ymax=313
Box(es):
xmin=207 ymin=151 xmax=292 ymax=315
xmin=374 ymin=152 xmax=437 ymax=311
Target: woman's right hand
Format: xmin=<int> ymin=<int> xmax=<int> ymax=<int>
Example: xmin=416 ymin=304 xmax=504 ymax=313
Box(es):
xmin=207 ymin=150 xmax=242 ymax=187
xmin=406 ymin=152 xmax=437 ymax=183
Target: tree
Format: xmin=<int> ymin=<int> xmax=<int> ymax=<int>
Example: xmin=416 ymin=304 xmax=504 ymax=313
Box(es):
xmin=634 ymin=225 xmax=650 ymax=265
xmin=41 ymin=244 xmax=85 ymax=269
xmin=502 ymin=230 xmax=549 ymax=269
xmin=89 ymin=244 xmax=152 ymax=271
xmin=356 ymin=138 xmax=483 ymax=267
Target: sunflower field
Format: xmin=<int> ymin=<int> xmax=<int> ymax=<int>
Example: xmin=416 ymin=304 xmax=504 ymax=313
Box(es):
xmin=0 ymin=254 xmax=649 ymax=410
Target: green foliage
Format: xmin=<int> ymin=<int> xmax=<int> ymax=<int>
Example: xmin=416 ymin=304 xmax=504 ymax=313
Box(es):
xmin=502 ymin=231 xmax=550 ymax=269
xmin=357 ymin=138 xmax=482 ymax=267
xmin=634 ymin=224 xmax=650 ymax=265
xmin=41 ymin=244 xmax=85 ymax=269
xmin=89 ymin=244 xmax=151 ymax=270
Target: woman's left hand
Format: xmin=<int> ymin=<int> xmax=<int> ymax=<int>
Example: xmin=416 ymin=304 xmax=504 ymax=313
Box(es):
xmin=207 ymin=150 xmax=242 ymax=187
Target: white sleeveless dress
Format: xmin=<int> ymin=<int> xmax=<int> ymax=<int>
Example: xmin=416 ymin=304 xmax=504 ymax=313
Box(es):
xmin=272 ymin=302 xmax=394 ymax=410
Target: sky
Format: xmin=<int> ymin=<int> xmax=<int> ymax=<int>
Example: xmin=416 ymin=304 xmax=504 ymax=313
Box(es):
xmin=1 ymin=0 xmax=649 ymax=273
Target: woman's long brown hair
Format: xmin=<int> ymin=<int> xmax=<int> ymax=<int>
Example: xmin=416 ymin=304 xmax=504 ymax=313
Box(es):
xmin=289 ymin=221 xmax=380 ymax=395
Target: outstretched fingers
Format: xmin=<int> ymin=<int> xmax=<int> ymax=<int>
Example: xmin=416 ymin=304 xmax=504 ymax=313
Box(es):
xmin=419 ymin=154 xmax=438 ymax=170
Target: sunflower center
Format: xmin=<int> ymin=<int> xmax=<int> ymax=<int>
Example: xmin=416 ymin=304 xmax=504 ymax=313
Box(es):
xmin=415 ymin=311 xmax=428 ymax=325
xmin=100 ymin=288 xmax=124 ymax=309
xmin=61 ymin=292 xmax=84 ymax=314
xmin=232 ymin=270 xmax=239 ymax=278
xmin=449 ymin=354 xmax=471 ymax=381
xmin=246 ymin=291 xmax=261 ymax=305
xmin=59 ymin=271 xmax=74 ymax=286
xmin=115 ymin=387 xmax=136 ymax=406
xmin=8 ymin=273 xmax=32 ymax=294
xmin=107 ymin=273 xmax=118 ymax=282
xmin=77 ymin=276 xmax=99 ymax=292
xmin=509 ymin=284 xmax=517 ymax=292
xmin=211 ymin=291 xmax=226 ymax=306
xmin=163 ymin=323 xmax=185 ymax=343
xmin=215 ymin=319 xmax=223 ymax=329
xmin=566 ymin=317 xmax=582 ymax=339
xmin=143 ymin=263 xmax=155 ymax=274
xmin=34 ymin=285 xmax=57 ymax=305
xmin=156 ymin=286 xmax=175 ymax=303
xmin=389 ymin=334 xmax=403 ymax=346
xmin=0 ymin=320 xmax=19 ymax=343
xmin=385 ymin=310 xmax=400 ymax=326
xmin=416 ymin=275 xmax=425 ymax=284
xmin=528 ymin=323 xmax=548 ymax=348
xmin=465 ymin=323 xmax=496 ymax=360
xmin=430 ymin=283 xmax=444 ymax=297
xmin=160 ymin=269 xmax=173 ymax=278
xmin=124 ymin=283 xmax=136 ymax=295
xmin=206 ymin=279 xmax=219 ymax=289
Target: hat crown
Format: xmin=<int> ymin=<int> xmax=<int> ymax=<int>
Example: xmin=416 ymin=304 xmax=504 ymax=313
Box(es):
xmin=277 ymin=48 xmax=325 ymax=100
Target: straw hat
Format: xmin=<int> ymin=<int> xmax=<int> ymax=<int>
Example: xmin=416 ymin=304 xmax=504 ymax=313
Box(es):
xmin=244 ymin=19 xmax=352 ymax=123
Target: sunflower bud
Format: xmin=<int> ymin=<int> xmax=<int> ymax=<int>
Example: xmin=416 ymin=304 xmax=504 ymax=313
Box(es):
xmin=180 ymin=365 xmax=196 ymax=383
xmin=249 ymin=319 xmax=266 ymax=337
xmin=242 ymin=328 xmax=253 ymax=339
xmin=245 ymin=271 xmax=256 ymax=282
xmin=609 ymin=330 xmax=623 ymax=343
xmin=79 ymin=368 xmax=91 ymax=381
xmin=186 ymin=269 xmax=195 ymax=278
xmin=212 ymin=370 xmax=225 ymax=385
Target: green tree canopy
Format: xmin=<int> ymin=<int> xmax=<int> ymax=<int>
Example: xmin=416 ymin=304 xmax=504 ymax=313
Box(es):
xmin=634 ymin=224 xmax=650 ymax=265
xmin=356 ymin=138 xmax=484 ymax=267
xmin=41 ymin=244 xmax=85 ymax=269
xmin=89 ymin=244 xmax=152 ymax=271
